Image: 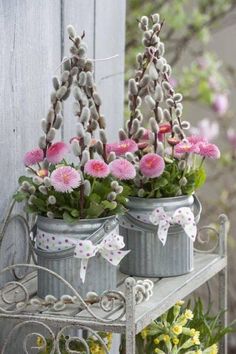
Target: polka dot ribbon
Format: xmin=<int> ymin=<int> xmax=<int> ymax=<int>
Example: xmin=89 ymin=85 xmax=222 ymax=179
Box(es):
xmin=149 ymin=207 xmax=197 ymax=245
xmin=36 ymin=231 xmax=130 ymax=283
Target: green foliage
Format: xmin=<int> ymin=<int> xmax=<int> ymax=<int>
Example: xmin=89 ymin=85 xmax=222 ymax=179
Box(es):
xmin=123 ymin=159 xmax=206 ymax=198
xmin=14 ymin=174 xmax=129 ymax=223
xmin=129 ymin=298 xmax=235 ymax=354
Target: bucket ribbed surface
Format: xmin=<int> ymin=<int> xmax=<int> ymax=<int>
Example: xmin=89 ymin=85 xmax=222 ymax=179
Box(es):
xmin=36 ymin=216 xmax=118 ymax=298
xmin=35 ymin=247 xmax=76 ymax=298
xmin=119 ymin=195 xmax=201 ymax=277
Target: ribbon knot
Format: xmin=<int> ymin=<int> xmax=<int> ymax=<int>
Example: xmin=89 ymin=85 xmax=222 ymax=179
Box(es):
xmin=149 ymin=207 xmax=197 ymax=246
xmin=77 ymin=233 xmax=130 ymax=283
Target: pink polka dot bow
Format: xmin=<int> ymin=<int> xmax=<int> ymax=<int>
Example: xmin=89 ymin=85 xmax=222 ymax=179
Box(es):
xmin=77 ymin=233 xmax=130 ymax=283
xmin=149 ymin=207 xmax=197 ymax=246
xmin=36 ymin=231 xmax=130 ymax=283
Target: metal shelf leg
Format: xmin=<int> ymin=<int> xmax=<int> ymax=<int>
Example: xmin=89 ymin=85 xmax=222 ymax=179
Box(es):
xmin=125 ymin=278 xmax=136 ymax=354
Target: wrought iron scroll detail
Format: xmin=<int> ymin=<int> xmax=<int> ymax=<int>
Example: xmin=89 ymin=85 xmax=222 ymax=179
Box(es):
xmin=0 ymin=264 xmax=126 ymax=322
xmin=1 ymin=321 xmax=109 ymax=354
xmin=194 ymin=214 xmax=229 ymax=255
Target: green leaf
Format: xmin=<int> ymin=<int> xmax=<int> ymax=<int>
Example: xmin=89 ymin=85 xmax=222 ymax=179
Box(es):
xmin=32 ymin=197 xmax=47 ymax=212
xmin=13 ymin=191 xmax=28 ymax=202
xmin=63 ymin=211 xmax=77 ymax=224
xmin=89 ymin=193 xmax=101 ymax=203
xmin=195 ymin=166 xmax=206 ymax=190
xmin=101 ymin=200 xmax=117 ymax=210
xmin=18 ymin=176 xmax=33 ymax=185
xmin=86 ymin=201 xmax=104 ymax=218
xmin=71 ymin=209 xmax=80 ymax=218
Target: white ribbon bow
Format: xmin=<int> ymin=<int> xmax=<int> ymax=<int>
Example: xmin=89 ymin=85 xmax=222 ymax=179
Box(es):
xmin=77 ymin=234 xmax=130 ymax=282
xmin=149 ymin=207 xmax=197 ymax=246
xmin=36 ymin=230 xmax=130 ymax=283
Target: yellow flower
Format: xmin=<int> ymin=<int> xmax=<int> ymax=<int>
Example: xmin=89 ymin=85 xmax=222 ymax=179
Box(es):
xmin=90 ymin=344 xmax=102 ymax=354
xmin=176 ymin=300 xmax=185 ymax=306
xmin=36 ymin=336 xmax=44 ymax=348
xmin=184 ymin=309 xmax=194 ymax=320
xmin=141 ymin=330 xmax=148 ymax=339
xmin=153 ymin=338 xmax=160 ymax=345
xmin=154 ymin=349 xmax=160 ymax=353
xmin=190 ymin=328 xmax=196 ymax=336
xmin=192 ymin=335 xmax=200 ymax=345
xmin=210 ymin=344 xmax=218 ymax=354
xmin=173 ymin=337 xmax=179 ymax=345
xmin=163 ymin=334 xmax=170 ymax=342
xmin=172 ymin=325 xmax=183 ymax=335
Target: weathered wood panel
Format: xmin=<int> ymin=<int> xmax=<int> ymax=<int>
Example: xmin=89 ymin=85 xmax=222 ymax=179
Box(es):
xmin=0 ymin=0 xmax=61 ymax=218
xmin=95 ymin=0 xmax=126 ymax=141
xmin=0 ymin=0 xmax=61 ymax=352
xmin=0 ymin=1 xmax=126 ymax=352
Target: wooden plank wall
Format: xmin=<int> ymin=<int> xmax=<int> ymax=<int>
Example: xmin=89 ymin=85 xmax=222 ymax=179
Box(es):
xmin=0 ymin=0 xmax=126 ymax=352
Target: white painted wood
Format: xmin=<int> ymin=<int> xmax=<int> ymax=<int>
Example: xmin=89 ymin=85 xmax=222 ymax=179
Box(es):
xmin=94 ymin=0 xmax=126 ymax=141
xmin=0 ymin=0 xmax=61 ymax=351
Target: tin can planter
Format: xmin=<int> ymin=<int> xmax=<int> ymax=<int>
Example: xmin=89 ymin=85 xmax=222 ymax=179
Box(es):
xmin=119 ymin=195 xmax=201 ymax=277
xmin=35 ymin=215 xmax=119 ymax=299
xmin=35 ymin=246 xmax=76 ymax=298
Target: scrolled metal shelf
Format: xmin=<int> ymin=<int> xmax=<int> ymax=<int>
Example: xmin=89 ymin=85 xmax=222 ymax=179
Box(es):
xmin=0 ymin=263 xmax=126 ymax=323
xmin=1 ymin=320 xmax=109 ymax=354
xmin=194 ymin=225 xmax=220 ymax=254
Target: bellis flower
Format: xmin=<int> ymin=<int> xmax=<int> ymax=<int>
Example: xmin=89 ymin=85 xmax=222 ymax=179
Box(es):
xmin=197 ymin=143 xmax=221 ymax=159
xmin=109 ymin=159 xmax=136 ymax=180
xmin=23 ymin=148 xmax=44 ymax=166
xmin=51 ymin=166 xmax=81 ymax=193
xmin=212 ymin=93 xmax=229 ymax=116
xmin=140 ymin=153 xmax=165 ymax=178
xmin=175 ymin=140 xmax=196 ymax=154
xmin=106 ymin=139 xmax=138 ymax=156
xmin=46 ymin=142 xmax=69 ymax=164
xmin=190 ymin=119 xmax=219 ymax=142
xmin=227 ymin=129 xmax=236 ymax=150
xmin=84 ymin=159 xmax=110 ymax=178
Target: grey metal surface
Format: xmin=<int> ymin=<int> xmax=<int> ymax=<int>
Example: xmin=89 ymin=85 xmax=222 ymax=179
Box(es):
xmin=119 ymin=195 xmax=201 ymax=277
xmin=35 ymin=246 xmax=76 ymax=298
xmin=36 ymin=216 xmax=118 ymax=298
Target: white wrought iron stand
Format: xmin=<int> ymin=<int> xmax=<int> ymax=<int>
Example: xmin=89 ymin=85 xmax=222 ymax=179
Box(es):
xmin=0 ymin=203 xmax=228 ymax=354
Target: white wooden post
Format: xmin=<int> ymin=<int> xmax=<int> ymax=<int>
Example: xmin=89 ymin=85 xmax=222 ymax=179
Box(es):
xmin=0 ymin=0 xmax=126 ymax=352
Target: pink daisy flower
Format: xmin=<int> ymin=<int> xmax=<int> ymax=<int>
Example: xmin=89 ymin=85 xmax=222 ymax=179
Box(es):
xmin=140 ymin=153 xmax=165 ymax=178
xmin=212 ymin=93 xmax=229 ymax=116
xmin=109 ymin=159 xmax=136 ymax=180
xmin=227 ymin=129 xmax=236 ymax=150
xmin=197 ymin=142 xmax=221 ymax=159
xmin=46 ymin=142 xmax=69 ymax=164
xmin=23 ymin=148 xmax=44 ymax=166
xmin=175 ymin=139 xmax=196 ymax=154
xmin=188 ymin=135 xmax=208 ymax=145
xmin=106 ymin=139 xmax=138 ymax=156
xmin=84 ymin=159 xmax=110 ymax=178
xmin=51 ymin=166 xmax=81 ymax=193
xmin=190 ymin=119 xmax=219 ymax=142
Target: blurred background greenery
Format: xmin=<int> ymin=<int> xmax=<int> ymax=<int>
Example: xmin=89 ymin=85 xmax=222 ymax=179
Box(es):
xmin=125 ymin=1 xmax=236 ymax=352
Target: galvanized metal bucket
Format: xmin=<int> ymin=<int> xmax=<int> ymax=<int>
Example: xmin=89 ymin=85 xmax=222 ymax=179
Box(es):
xmin=119 ymin=195 xmax=201 ymax=277
xmin=36 ymin=215 xmax=118 ymax=298
xmin=35 ymin=246 xmax=76 ymax=298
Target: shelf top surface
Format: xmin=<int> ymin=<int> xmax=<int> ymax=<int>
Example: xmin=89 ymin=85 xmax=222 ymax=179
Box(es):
xmin=0 ymin=252 xmax=227 ymax=334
